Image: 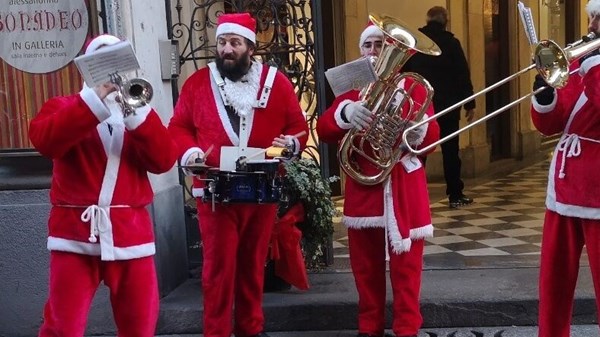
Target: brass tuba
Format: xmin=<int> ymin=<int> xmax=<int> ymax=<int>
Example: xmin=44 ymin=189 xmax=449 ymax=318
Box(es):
xmin=337 ymin=13 xmax=441 ymax=186
xmin=109 ymin=72 xmax=153 ymax=117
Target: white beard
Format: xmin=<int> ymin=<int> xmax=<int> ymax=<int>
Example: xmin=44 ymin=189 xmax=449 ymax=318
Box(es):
xmin=222 ymin=62 xmax=261 ymax=117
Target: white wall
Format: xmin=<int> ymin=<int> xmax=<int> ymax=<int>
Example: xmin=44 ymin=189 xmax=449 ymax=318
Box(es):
xmin=107 ymin=0 xmax=180 ymax=193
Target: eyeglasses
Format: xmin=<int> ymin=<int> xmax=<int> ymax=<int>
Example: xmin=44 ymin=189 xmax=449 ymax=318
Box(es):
xmin=361 ymin=41 xmax=383 ymax=50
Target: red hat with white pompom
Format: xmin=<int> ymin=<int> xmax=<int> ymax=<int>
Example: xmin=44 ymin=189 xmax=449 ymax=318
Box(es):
xmin=216 ymin=13 xmax=257 ymax=43
xmin=359 ymin=21 xmax=383 ymax=49
xmin=84 ymin=34 xmax=121 ymax=55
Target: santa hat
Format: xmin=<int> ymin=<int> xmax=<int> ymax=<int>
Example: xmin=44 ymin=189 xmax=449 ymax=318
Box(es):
xmin=85 ymin=34 xmax=121 ymax=55
xmin=216 ymin=13 xmax=256 ymax=43
xmin=359 ymin=21 xmax=384 ymax=49
xmin=587 ymin=0 xmax=600 ymax=16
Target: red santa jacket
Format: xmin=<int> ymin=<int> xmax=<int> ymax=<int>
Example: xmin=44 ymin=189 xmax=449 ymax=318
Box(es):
xmin=531 ymin=57 xmax=600 ymax=218
xmin=29 ymin=87 xmax=177 ymax=261
xmin=168 ymin=62 xmax=309 ymax=194
xmin=317 ymin=78 xmax=440 ymax=253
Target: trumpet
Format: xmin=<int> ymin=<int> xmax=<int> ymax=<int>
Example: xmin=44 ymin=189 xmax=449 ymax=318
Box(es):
xmin=109 ymin=72 xmax=153 ymax=117
xmin=401 ymin=32 xmax=600 ymax=155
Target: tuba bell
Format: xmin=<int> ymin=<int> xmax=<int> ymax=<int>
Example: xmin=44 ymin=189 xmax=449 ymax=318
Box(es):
xmin=337 ymin=13 xmax=441 ymax=186
xmin=109 ymin=72 xmax=153 ymax=117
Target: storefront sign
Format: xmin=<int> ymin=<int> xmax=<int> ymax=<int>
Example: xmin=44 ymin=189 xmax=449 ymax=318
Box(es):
xmin=0 ymin=0 xmax=89 ymax=74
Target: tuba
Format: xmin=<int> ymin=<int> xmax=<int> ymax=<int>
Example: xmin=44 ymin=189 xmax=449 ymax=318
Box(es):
xmin=109 ymin=72 xmax=153 ymax=117
xmin=337 ymin=13 xmax=441 ymax=186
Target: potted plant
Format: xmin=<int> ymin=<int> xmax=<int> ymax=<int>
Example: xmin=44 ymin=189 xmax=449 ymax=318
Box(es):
xmin=278 ymin=157 xmax=339 ymax=270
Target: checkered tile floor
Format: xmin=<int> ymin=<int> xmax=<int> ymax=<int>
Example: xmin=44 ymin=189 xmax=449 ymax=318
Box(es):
xmin=331 ymin=159 xmax=564 ymax=271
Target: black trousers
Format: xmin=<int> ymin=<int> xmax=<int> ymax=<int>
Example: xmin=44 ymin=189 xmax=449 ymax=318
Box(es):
xmin=438 ymin=117 xmax=464 ymax=197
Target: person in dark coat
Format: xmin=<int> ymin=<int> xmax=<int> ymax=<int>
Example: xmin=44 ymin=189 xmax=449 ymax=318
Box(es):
xmin=403 ymin=6 xmax=476 ymax=208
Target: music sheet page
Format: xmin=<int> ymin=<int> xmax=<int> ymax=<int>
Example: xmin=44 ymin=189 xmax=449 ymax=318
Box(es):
xmin=73 ymin=41 xmax=140 ymax=87
xmin=325 ymin=57 xmax=377 ymax=97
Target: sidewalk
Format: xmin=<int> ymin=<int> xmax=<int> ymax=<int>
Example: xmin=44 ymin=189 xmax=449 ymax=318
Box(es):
xmin=97 ymin=325 xmax=600 ymax=337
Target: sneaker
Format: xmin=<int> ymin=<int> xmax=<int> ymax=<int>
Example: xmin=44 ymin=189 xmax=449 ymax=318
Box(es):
xmin=449 ymin=194 xmax=473 ymax=208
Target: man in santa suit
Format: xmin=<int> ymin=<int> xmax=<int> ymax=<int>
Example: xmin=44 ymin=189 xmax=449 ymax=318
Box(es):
xmin=316 ymin=23 xmax=440 ymax=337
xmin=29 ymin=34 xmax=178 ymax=337
xmin=532 ymin=2 xmax=600 ymax=336
xmin=168 ymin=12 xmax=308 ymax=337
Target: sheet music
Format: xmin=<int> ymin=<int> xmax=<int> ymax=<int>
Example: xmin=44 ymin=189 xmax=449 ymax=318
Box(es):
xmin=518 ymin=1 xmax=538 ymax=46
xmin=73 ymin=41 xmax=140 ymax=87
xmin=325 ymin=57 xmax=377 ymax=97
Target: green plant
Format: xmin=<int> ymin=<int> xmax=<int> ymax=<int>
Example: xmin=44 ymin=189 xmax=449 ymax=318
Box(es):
xmin=279 ymin=158 xmax=339 ymax=270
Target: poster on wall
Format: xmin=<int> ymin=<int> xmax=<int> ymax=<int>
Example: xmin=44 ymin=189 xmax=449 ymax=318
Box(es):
xmin=0 ymin=0 xmax=89 ymax=74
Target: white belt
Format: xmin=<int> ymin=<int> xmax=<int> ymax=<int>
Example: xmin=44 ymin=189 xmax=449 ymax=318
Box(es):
xmin=557 ymin=133 xmax=600 ymax=178
xmin=57 ymin=204 xmax=129 ymax=261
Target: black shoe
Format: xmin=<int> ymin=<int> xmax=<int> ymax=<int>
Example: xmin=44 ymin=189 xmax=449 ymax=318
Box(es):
xmin=239 ymin=333 xmax=270 ymax=337
xmin=449 ymin=194 xmax=473 ymax=208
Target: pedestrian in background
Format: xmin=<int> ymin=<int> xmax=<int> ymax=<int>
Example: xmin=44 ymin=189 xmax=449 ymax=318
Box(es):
xmin=403 ymin=6 xmax=476 ymax=208
xmin=317 ymin=21 xmax=440 ymax=337
xmin=530 ymin=1 xmax=600 ymax=336
xmin=168 ymin=12 xmax=308 ymax=337
xmin=30 ymin=34 xmax=177 ymax=337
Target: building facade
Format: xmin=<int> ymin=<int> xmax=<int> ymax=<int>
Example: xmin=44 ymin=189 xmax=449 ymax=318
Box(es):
xmin=0 ymin=0 xmax=591 ymax=335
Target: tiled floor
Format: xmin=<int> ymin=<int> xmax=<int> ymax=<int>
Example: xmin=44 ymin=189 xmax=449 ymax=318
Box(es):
xmin=330 ymin=159 xmax=582 ymax=271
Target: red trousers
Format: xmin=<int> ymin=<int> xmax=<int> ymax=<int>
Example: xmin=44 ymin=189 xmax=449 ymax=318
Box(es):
xmin=539 ymin=210 xmax=600 ymax=337
xmin=348 ymin=227 xmax=424 ymax=337
xmin=38 ymin=251 xmax=159 ymax=337
xmin=197 ymin=203 xmax=277 ymax=337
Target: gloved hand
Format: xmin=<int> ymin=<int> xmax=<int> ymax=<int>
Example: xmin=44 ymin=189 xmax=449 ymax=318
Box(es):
xmin=272 ymin=134 xmax=298 ymax=155
xmin=532 ymin=74 xmax=555 ymax=105
xmin=185 ymin=151 xmax=205 ymax=166
xmin=94 ymin=82 xmax=117 ymax=100
xmin=579 ymin=48 xmax=600 ymax=67
xmin=342 ymin=102 xmax=372 ymax=130
xmin=403 ymin=120 xmax=427 ymax=145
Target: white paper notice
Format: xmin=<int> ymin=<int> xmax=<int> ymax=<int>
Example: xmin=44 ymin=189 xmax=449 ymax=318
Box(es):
xmin=73 ymin=41 xmax=140 ymax=87
xmin=325 ymin=57 xmax=378 ymax=97
xmin=518 ymin=1 xmax=538 ymax=46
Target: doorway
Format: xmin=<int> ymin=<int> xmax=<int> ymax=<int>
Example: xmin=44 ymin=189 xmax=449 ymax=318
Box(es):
xmin=484 ymin=0 xmax=511 ymax=161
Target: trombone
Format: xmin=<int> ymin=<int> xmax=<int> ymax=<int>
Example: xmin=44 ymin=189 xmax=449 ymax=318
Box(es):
xmin=401 ymin=32 xmax=600 ymax=155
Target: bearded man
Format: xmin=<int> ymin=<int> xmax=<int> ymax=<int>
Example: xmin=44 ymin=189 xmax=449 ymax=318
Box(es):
xmin=168 ymin=12 xmax=308 ymax=337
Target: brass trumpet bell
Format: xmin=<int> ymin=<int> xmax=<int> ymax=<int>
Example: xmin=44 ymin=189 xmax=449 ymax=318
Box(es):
xmin=109 ymin=72 xmax=153 ymax=117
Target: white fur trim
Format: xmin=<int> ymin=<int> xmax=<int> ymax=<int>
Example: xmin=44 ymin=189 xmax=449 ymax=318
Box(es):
xmin=47 ymin=237 xmax=155 ymax=260
xmin=408 ymin=115 xmax=430 ymax=147
xmin=210 ymin=68 xmax=240 ymax=145
xmin=383 ymin=179 xmax=409 ymax=254
xmin=123 ymin=105 xmax=151 ymax=130
xmin=216 ymin=22 xmax=256 ymax=43
xmin=547 ymin=196 xmax=600 ymax=219
xmin=579 ymin=55 xmax=600 ymax=76
xmin=80 ymin=86 xmax=111 ymax=122
xmin=410 ymin=224 xmax=434 ymax=239
xmin=343 ymin=215 xmax=384 ymax=228
xmin=334 ymin=100 xmax=355 ymax=129
xmin=85 ymin=35 xmax=121 ymax=55
xmin=391 ymin=238 xmax=412 ymax=254
xmin=359 ymin=25 xmax=383 ymax=49
xmin=586 ymin=0 xmax=600 ymax=16
xmin=531 ymin=91 xmax=558 ymax=113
